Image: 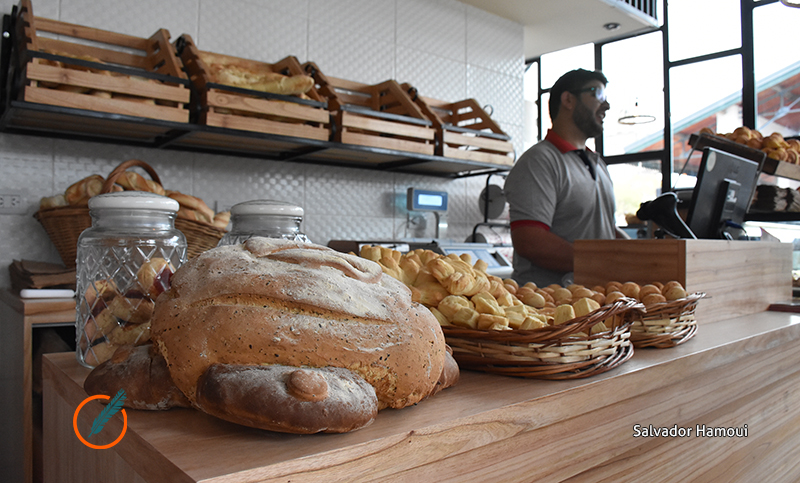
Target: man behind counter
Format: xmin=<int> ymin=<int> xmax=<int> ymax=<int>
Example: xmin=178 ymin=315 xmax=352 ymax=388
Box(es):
xmin=504 ymin=68 xmax=628 ymax=288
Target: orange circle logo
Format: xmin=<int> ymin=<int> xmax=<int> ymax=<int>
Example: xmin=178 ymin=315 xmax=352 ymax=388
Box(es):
xmin=73 ymin=394 xmax=128 ymax=449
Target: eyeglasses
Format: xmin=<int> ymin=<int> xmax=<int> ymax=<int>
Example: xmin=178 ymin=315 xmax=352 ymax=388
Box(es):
xmin=573 ymin=86 xmax=607 ymax=103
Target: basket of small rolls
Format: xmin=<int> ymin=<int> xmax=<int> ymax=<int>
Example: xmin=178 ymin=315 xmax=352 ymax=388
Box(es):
xmin=358 ymin=246 xmax=645 ymax=380
xmin=614 ymin=280 xmax=706 ymax=349
xmin=36 ymin=159 xmax=229 ymax=267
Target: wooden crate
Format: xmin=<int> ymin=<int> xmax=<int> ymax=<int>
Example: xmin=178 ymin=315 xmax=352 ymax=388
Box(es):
xmin=9 ymin=0 xmax=190 ymax=123
xmin=175 ymin=35 xmax=330 ymax=141
xmin=573 ymin=239 xmax=792 ymax=324
xmin=303 ymin=62 xmax=435 ymax=155
xmin=402 ymin=83 xmax=515 ymax=166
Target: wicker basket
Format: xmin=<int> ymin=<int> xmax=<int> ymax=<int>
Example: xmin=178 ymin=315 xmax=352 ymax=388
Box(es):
xmin=441 ymin=298 xmax=645 ymax=380
xmin=631 ymin=293 xmax=706 ymax=349
xmin=34 ymin=159 xmax=225 ymax=267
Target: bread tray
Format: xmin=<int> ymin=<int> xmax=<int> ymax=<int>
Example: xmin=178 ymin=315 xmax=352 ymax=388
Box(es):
xmin=441 ymin=297 xmax=644 ymax=380
xmin=631 ymin=292 xmax=706 ymax=349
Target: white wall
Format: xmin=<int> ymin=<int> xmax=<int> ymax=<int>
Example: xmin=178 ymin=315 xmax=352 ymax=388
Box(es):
xmin=0 ymin=0 xmax=524 ymax=286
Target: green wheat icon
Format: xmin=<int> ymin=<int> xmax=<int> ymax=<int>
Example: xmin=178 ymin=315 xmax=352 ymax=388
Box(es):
xmin=89 ymin=389 xmax=127 ymax=438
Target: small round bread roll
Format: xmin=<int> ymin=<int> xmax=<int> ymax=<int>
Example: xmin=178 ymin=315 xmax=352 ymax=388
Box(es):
xmin=642 ymin=293 xmax=667 ymax=306
xmin=591 ymin=285 xmax=606 ymax=295
xmin=553 ymin=287 xmax=573 ymax=304
xmin=519 ymin=291 xmax=546 ymax=309
xmin=621 ymin=282 xmax=641 ymax=299
xmin=606 ymin=281 xmax=623 ymax=293
xmin=664 ymin=285 xmax=688 ymax=301
xmin=638 ymin=284 xmax=662 ymax=300
xmin=605 ymin=291 xmax=626 ymax=304
xmin=591 ymin=292 xmax=606 ymax=306
xmin=572 ymin=287 xmax=594 ymax=300
xmin=662 ymin=281 xmax=683 ymax=293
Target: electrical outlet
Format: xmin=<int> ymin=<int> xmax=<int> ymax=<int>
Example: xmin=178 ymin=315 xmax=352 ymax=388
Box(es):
xmin=0 ymin=193 xmax=25 ymax=214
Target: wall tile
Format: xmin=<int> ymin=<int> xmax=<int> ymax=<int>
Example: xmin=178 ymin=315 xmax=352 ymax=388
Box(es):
xmin=197 ymin=0 xmax=308 ymax=62
xmin=467 ymin=65 xmax=525 ymax=127
xmin=58 ymin=0 xmax=199 ymax=42
xmin=396 ymin=45 xmax=466 ymax=102
xmin=466 ymin=5 xmax=525 ymax=77
xmin=396 ymin=0 xmax=466 ymax=63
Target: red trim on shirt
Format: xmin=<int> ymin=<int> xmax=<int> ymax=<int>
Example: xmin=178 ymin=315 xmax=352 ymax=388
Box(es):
xmin=510 ymin=220 xmax=551 ymax=231
xmin=545 ymin=129 xmax=596 ymax=155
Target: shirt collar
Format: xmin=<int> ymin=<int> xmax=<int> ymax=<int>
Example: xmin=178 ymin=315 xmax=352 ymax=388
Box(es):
xmin=545 ymin=129 xmax=595 ymax=155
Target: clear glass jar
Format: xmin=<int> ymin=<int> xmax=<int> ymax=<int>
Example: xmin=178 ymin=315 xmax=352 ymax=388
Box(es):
xmin=75 ymin=192 xmax=187 ymax=368
xmin=217 ymin=200 xmax=310 ymax=246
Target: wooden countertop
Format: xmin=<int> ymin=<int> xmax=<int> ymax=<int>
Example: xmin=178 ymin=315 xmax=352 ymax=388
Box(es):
xmin=43 ymin=310 xmax=800 ymax=482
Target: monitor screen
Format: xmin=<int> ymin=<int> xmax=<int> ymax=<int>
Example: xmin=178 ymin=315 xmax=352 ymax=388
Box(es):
xmin=686 ymin=147 xmax=760 ymax=239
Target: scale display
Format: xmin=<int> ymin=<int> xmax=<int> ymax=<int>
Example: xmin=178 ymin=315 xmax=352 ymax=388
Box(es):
xmin=407 ymin=188 xmax=448 ymax=212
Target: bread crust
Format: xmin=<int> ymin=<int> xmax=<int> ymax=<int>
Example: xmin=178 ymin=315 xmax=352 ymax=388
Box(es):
xmin=196 ymin=364 xmax=378 ymax=433
xmin=151 ymin=237 xmax=448 ymax=411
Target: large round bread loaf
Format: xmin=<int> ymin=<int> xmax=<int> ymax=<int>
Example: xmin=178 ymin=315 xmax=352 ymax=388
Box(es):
xmin=150 ymin=237 xmax=448 ymax=411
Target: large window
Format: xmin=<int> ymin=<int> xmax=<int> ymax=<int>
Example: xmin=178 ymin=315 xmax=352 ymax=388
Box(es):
xmin=525 ymin=0 xmax=800 ymax=225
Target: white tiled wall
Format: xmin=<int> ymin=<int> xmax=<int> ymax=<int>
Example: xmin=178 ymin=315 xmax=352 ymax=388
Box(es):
xmin=0 ymin=0 xmax=523 ymax=287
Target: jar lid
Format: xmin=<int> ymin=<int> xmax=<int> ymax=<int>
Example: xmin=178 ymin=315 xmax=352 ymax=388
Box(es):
xmin=88 ymin=192 xmax=179 ymax=212
xmin=230 ymin=200 xmax=304 ymax=217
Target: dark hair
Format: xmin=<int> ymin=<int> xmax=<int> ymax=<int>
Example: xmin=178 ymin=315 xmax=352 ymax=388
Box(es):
xmin=548 ymin=69 xmax=608 ymax=119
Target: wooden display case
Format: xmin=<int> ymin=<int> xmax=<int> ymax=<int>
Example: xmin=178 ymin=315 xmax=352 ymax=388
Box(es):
xmin=574 ymin=239 xmax=792 ymax=324
xmin=304 ymin=62 xmax=436 ymax=156
xmin=402 ymin=83 xmax=515 ymax=167
xmin=8 ymin=0 xmax=190 ymax=123
xmin=175 ymin=35 xmax=330 ymax=142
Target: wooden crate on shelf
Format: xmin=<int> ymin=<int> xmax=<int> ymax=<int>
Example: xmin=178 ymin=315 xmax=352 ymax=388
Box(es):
xmin=303 ymin=62 xmax=435 ymax=155
xmin=174 ymin=35 xmax=330 ymax=141
xmin=9 ymin=0 xmax=190 ymax=123
xmin=402 ymin=83 xmax=515 ymax=167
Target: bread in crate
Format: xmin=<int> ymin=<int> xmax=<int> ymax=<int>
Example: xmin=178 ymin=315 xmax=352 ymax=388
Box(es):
xmin=402 ymin=83 xmax=515 ymax=166
xmin=10 ymin=0 xmax=190 ymax=123
xmin=303 ymin=62 xmax=436 ymax=155
xmin=174 ymin=34 xmax=330 ymax=141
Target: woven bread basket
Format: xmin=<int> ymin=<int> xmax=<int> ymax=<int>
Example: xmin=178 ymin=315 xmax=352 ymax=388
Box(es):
xmin=441 ymin=297 xmax=645 ymax=380
xmin=34 ymin=159 xmax=225 ymax=267
xmin=631 ymin=292 xmax=705 ymax=349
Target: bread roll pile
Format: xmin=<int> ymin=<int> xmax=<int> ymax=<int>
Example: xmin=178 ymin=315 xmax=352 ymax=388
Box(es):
xmin=39 ymin=171 xmax=230 ymax=230
xmin=80 ymin=257 xmax=175 ymax=366
xmin=360 ymin=246 xmax=689 ymax=336
xmin=699 ymin=126 xmax=800 ymax=164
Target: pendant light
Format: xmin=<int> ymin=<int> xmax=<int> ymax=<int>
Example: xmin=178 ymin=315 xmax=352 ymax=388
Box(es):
xmin=618 ymin=98 xmax=656 ymax=125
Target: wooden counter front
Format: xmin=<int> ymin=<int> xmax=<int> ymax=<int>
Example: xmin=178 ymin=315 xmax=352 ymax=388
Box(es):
xmin=43 ymin=311 xmax=800 ymax=482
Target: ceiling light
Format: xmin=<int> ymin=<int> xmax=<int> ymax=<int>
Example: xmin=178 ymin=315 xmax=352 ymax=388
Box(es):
xmin=618 ymin=99 xmax=656 ymax=125
xmin=604 ymin=22 xmax=621 ymax=31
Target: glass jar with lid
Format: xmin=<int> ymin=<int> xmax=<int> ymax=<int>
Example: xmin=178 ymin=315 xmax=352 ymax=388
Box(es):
xmin=217 ymin=200 xmax=310 ymax=246
xmin=75 ymin=191 xmax=187 ymax=368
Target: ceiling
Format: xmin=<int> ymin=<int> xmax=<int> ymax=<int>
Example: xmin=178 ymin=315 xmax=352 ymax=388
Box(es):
xmin=458 ymin=0 xmax=660 ymax=60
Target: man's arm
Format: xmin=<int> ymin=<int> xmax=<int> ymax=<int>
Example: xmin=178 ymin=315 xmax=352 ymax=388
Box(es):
xmin=510 ymin=224 xmax=574 ymax=273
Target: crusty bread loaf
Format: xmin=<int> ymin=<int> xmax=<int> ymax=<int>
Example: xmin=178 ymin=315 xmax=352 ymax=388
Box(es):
xmin=167 ymin=190 xmax=215 ymax=222
xmin=199 ymin=52 xmax=314 ymax=96
xmin=84 ymin=344 xmax=191 ymax=410
xmin=196 ymin=364 xmax=378 ymax=433
xmin=151 ymin=237 xmax=451 ymax=416
xmin=64 ymin=174 xmax=105 ymax=205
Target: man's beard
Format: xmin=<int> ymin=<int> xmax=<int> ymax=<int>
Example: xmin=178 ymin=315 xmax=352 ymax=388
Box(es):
xmin=573 ymin=100 xmax=603 ymax=138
